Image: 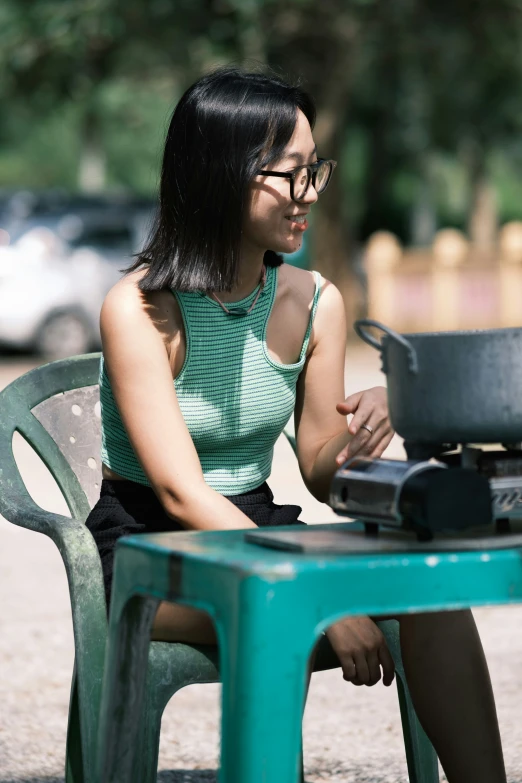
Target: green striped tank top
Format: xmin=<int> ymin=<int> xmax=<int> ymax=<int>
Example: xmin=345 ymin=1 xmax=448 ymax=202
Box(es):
xmin=100 ymin=264 xmax=323 ymax=494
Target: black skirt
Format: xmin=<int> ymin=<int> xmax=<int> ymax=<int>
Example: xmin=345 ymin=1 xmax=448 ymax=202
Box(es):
xmin=86 ymin=479 xmax=305 ymax=608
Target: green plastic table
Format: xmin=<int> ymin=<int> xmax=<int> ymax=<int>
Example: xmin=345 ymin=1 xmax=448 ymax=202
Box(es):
xmin=96 ymin=521 xmax=522 ymax=783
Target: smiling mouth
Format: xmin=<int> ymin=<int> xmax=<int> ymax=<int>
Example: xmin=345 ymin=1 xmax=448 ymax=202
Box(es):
xmin=285 ymin=215 xmax=308 ymax=224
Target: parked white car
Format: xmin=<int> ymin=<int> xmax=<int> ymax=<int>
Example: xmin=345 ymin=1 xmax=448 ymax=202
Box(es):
xmin=0 ymin=204 xmax=152 ymax=357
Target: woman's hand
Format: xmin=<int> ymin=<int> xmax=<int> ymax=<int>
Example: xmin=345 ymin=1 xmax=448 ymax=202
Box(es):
xmin=326 ymin=616 xmax=395 ymax=687
xmin=335 ymin=386 xmax=394 ymax=464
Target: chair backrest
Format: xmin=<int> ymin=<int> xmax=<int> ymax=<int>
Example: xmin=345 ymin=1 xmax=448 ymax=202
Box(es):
xmin=0 ymin=353 xmax=102 ymax=523
xmin=32 ymin=383 xmax=102 ymax=510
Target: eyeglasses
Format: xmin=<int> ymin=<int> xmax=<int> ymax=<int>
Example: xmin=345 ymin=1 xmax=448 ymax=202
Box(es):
xmin=256 ymin=158 xmax=337 ymax=202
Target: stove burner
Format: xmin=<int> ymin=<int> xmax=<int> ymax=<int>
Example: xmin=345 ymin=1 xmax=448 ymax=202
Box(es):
xmin=404 ymin=441 xmax=457 ymax=461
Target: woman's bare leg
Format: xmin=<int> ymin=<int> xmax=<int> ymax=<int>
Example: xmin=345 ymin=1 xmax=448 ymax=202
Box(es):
xmin=399 ymin=609 xmax=506 ymax=783
xmin=151 ymin=600 xmax=217 ymax=644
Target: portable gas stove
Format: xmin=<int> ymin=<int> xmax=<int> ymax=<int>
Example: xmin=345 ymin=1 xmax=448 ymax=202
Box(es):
xmin=246 ymin=444 xmax=522 ymax=556
xmin=406 ymin=441 xmax=522 ymax=524
xmin=329 ymin=442 xmax=522 ymax=542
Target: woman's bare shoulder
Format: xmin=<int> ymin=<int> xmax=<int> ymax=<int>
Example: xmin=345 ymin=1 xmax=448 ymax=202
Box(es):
xmin=279 ymin=262 xmax=317 ymax=303
xmin=100 ymin=269 xmax=180 ymax=349
xmin=282 ymin=264 xmax=345 ymax=351
xmin=285 ymin=262 xmax=340 ymax=299
xmin=102 ymin=269 xmax=175 ymax=323
xmin=103 ymin=268 xmax=149 ymax=311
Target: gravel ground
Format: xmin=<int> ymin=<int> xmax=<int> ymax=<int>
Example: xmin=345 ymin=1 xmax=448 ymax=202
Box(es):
xmin=2 ymin=347 xmax=522 ymax=782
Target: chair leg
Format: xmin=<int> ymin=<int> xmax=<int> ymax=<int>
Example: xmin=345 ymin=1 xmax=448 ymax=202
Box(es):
xmin=65 ymin=670 xmax=84 ymax=783
xmin=377 ymin=619 xmax=439 ymax=783
xmin=131 ymin=642 xmax=221 ymax=783
xmin=396 ymin=673 xmax=439 ymax=783
xmin=134 ymin=690 xmax=307 ymax=783
xmin=132 ymin=697 xmax=164 ymax=783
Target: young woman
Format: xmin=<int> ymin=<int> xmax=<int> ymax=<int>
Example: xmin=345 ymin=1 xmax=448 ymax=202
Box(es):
xmin=86 ymin=68 xmax=506 ymax=782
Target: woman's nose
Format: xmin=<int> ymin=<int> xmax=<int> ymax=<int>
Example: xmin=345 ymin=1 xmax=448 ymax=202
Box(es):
xmin=302 ymin=182 xmax=319 ymax=205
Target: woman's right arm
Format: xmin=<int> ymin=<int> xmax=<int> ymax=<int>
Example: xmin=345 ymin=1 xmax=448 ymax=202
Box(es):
xmin=100 ymin=278 xmax=256 ymax=531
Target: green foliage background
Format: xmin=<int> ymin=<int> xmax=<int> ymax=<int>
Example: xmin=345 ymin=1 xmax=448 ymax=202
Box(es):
xmin=2 ymin=0 xmax=522 ymax=259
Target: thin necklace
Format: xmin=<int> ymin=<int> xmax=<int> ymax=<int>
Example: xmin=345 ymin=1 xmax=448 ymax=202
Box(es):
xmin=210 ymin=265 xmax=266 ymax=316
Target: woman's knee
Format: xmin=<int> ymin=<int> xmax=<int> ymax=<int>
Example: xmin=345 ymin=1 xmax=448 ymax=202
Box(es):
xmin=152 ymin=600 xmax=217 ymax=644
xmin=396 ymin=608 xmax=474 ymax=633
xmin=399 ymin=608 xmax=472 ymax=621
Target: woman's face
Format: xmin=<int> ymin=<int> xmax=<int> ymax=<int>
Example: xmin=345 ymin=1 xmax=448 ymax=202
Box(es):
xmin=243 ymin=109 xmax=319 ymax=257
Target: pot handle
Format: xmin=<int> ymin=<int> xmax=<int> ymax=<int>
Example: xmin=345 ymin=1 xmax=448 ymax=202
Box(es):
xmin=353 ymin=319 xmax=419 ymax=374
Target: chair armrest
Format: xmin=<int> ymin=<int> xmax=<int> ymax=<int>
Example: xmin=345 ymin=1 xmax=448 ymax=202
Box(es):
xmin=0 ymin=469 xmax=108 ymax=642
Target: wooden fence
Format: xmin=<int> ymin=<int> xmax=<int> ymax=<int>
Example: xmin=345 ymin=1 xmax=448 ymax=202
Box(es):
xmin=364 ymin=223 xmax=522 ymax=332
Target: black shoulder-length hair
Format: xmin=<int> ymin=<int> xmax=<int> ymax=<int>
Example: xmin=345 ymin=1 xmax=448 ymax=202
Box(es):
xmin=128 ymin=67 xmax=316 ymax=292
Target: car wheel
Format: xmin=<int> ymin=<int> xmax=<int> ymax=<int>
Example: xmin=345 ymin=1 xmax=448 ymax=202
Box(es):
xmin=35 ymin=312 xmax=92 ymax=359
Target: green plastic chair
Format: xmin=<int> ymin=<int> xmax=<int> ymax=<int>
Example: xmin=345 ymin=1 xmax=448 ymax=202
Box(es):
xmin=0 ymin=353 xmax=439 ymax=783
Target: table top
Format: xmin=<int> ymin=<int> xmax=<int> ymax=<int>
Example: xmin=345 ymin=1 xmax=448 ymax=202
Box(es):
xmin=109 ymin=521 xmax=522 ymax=617
xmin=115 ymin=520 xmax=522 ymax=576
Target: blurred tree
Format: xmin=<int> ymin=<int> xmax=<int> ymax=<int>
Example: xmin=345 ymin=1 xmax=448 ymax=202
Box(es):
xmin=418 ymin=0 xmax=522 ymax=250
xmin=347 ymin=0 xmax=522 ymax=248
xmin=0 ymin=0 xmax=250 ymax=190
xmin=3 ymin=0 xmax=522 ymax=320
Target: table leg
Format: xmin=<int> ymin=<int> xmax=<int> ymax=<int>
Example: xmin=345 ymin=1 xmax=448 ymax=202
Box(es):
xmin=218 ymin=592 xmax=315 ymax=783
xmin=97 ymin=594 xmax=159 ymax=783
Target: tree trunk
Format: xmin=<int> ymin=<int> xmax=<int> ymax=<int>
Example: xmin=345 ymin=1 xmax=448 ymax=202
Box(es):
xmin=410 ymin=175 xmax=436 ymax=247
xmin=463 ymin=140 xmax=498 ymax=255
xmin=78 ymin=108 xmax=106 ymax=193
xmin=312 ymin=116 xmax=361 ymax=324
xmin=262 ymin=2 xmax=362 ymax=324
xmin=469 ymin=175 xmax=498 ymax=253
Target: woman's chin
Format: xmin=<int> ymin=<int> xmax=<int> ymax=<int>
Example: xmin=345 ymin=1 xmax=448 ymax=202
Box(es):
xmin=278 ymin=238 xmax=303 ymax=255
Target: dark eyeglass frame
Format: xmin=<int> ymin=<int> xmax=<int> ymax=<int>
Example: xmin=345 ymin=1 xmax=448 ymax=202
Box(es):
xmin=256 ymin=158 xmax=337 ymax=202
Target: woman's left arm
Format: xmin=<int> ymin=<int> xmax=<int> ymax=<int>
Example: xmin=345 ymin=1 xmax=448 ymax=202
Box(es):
xmin=294 ymin=279 xmax=393 ymax=503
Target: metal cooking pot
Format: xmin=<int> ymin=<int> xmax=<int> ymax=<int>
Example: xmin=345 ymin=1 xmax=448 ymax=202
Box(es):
xmin=354 ymin=319 xmax=522 ymax=444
